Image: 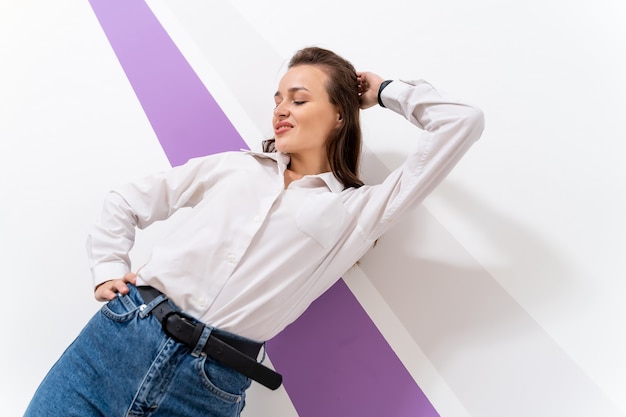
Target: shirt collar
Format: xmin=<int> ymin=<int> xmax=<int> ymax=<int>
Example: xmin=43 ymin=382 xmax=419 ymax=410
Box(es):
xmin=242 ymin=150 xmax=345 ymax=193
xmin=314 ymin=172 xmax=345 ymax=193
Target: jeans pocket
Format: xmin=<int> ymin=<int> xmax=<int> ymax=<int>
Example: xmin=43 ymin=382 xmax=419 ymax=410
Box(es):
xmin=101 ymin=291 xmax=140 ymax=323
xmin=196 ymin=355 xmax=250 ymax=404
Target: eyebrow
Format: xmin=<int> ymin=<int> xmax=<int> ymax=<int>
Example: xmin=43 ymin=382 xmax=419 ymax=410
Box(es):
xmin=274 ymin=86 xmax=311 ymax=97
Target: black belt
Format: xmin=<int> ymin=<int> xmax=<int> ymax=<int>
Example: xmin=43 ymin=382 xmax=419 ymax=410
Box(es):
xmin=137 ymin=286 xmax=282 ymax=390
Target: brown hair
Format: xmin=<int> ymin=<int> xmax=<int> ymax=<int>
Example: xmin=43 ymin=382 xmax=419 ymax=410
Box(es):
xmin=263 ymin=47 xmax=363 ymax=189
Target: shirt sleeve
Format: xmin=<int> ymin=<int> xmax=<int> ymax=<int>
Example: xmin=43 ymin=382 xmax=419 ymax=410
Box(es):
xmin=356 ymin=79 xmax=485 ymax=242
xmin=86 ymin=154 xmax=220 ymax=288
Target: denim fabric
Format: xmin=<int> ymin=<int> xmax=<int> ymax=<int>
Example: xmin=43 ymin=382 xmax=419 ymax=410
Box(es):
xmin=24 ymin=285 xmax=251 ymax=417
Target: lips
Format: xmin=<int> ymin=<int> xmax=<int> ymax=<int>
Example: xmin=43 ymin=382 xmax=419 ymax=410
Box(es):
xmin=274 ymin=121 xmax=293 ymax=135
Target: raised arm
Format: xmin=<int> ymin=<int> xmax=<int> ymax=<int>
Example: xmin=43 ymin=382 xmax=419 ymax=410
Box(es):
xmin=353 ymin=75 xmax=485 ymax=242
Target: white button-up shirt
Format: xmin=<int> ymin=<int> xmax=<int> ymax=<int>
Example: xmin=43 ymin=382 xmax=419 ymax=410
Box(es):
xmin=87 ymin=79 xmax=484 ymax=341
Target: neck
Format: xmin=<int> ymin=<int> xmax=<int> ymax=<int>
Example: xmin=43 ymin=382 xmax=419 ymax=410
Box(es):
xmin=283 ymin=153 xmax=330 ymax=189
xmin=288 ymin=152 xmax=331 ymax=177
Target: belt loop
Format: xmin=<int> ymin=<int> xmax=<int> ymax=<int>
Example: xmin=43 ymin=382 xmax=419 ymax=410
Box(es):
xmin=192 ymin=326 xmax=213 ymax=358
xmin=117 ymin=290 xmax=138 ymax=311
xmin=138 ymin=293 xmax=169 ymax=319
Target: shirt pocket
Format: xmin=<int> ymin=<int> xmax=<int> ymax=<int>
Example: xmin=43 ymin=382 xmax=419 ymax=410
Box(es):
xmin=296 ymin=193 xmax=348 ymax=249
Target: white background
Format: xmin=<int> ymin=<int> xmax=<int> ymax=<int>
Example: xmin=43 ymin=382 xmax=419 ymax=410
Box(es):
xmin=1 ymin=0 xmax=625 ymax=415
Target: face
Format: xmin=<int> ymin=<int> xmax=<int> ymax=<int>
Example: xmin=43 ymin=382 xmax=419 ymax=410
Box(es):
xmin=272 ymin=65 xmax=341 ymax=163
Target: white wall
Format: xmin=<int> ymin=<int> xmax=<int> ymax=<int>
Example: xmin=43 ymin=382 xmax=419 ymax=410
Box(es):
xmin=1 ymin=0 xmax=624 ymax=416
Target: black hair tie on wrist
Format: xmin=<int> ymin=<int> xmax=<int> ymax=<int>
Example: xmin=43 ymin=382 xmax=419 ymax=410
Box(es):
xmin=377 ymin=80 xmax=393 ymax=107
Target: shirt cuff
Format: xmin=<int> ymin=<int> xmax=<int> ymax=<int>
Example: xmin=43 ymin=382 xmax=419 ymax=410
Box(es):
xmin=377 ymin=79 xmax=426 ymax=116
xmin=91 ymin=262 xmax=131 ymax=289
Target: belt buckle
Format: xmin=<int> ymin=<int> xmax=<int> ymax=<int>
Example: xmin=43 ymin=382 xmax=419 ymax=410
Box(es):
xmin=162 ymin=310 xmax=203 ymax=346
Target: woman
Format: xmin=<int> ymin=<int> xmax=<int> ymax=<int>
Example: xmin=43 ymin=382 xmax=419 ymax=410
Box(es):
xmin=25 ymin=47 xmax=484 ymax=416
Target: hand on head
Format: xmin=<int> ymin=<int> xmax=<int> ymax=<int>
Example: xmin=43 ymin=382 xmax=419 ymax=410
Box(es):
xmin=357 ymin=72 xmax=385 ymax=109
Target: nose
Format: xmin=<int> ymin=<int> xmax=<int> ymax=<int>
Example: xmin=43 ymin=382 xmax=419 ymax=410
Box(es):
xmin=273 ymin=101 xmax=289 ymax=118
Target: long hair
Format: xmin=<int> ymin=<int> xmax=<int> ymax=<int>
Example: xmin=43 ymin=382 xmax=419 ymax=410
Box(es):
xmin=263 ymin=47 xmax=363 ymax=189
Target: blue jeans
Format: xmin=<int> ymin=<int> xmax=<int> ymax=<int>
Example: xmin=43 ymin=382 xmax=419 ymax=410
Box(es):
xmin=24 ymin=285 xmax=252 ymax=417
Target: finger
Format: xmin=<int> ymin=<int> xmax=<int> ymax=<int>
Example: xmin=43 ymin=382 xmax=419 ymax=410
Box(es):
xmin=123 ymin=272 xmax=137 ymax=284
xmin=112 ymin=279 xmax=131 ymax=295
xmin=95 ymin=285 xmax=118 ymax=302
xmin=97 ymin=279 xmax=129 ymax=300
xmin=101 ymin=290 xmax=118 ymax=301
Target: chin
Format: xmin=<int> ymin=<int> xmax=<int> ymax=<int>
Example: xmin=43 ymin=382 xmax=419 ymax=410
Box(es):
xmin=273 ymin=141 xmax=288 ymax=154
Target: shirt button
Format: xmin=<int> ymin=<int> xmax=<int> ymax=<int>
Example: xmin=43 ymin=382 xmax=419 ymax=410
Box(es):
xmin=197 ymin=297 xmax=207 ymax=308
xmin=226 ymin=253 xmax=237 ymax=263
xmin=254 ymin=216 xmax=261 ymax=223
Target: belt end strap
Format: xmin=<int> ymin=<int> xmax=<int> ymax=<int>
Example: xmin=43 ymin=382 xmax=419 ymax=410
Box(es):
xmin=205 ymin=336 xmax=283 ymax=390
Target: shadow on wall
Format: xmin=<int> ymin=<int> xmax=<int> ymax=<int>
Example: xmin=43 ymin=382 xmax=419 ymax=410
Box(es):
xmin=357 ymin=148 xmax=580 ymax=365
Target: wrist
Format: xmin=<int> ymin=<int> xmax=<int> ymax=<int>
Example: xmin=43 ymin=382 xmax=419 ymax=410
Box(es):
xmin=377 ymin=80 xmax=393 ymax=107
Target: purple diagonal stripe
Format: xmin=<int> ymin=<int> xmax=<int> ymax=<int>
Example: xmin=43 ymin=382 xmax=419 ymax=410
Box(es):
xmin=268 ymin=279 xmax=438 ymax=417
xmin=89 ymin=1 xmax=439 ymax=416
xmin=89 ymin=0 xmax=246 ymax=167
